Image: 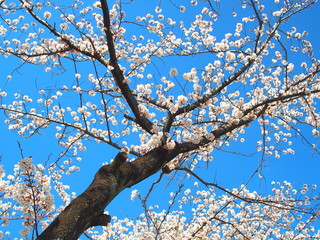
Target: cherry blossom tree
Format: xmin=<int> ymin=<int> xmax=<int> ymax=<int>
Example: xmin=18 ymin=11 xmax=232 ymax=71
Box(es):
xmin=0 ymin=0 xmax=320 ymax=239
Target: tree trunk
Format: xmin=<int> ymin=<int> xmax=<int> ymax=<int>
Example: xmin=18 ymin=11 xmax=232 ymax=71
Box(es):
xmin=37 ymin=146 xmax=179 ymax=239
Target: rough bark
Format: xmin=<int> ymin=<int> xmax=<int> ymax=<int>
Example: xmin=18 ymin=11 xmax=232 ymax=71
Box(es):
xmin=37 ymin=147 xmax=180 ymax=239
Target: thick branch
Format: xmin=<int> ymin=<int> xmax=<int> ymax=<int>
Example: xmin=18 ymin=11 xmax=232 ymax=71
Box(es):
xmin=37 ymin=146 xmax=181 ymax=239
xmin=179 ymin=105 xmax=267 ymax=153
xmin=100 ymin=0 xmax=154 ymax=134
xmin=174 ymin=60 xmax=253 ymax=117
xmin=109 ymin=152 xmax=128 ymax=172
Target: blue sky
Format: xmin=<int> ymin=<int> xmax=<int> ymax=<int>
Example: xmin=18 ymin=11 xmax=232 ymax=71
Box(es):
xmin=1 ymin=0 xmax=320 ymax=238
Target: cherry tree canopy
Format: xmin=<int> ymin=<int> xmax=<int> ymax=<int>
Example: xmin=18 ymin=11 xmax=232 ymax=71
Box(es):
xmin=0 ymin=0 xmax=320 ymax=239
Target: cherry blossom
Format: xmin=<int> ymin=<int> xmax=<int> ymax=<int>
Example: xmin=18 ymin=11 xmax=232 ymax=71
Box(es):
xmin=0 ymin=0 xmax=319 ymax=239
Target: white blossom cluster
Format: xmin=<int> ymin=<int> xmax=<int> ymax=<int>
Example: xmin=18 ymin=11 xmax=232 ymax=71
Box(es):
xmin=0 ymin=157 xmax=74 ymax=238
xmin=86 ymin=182 xmax=320 ymax=239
